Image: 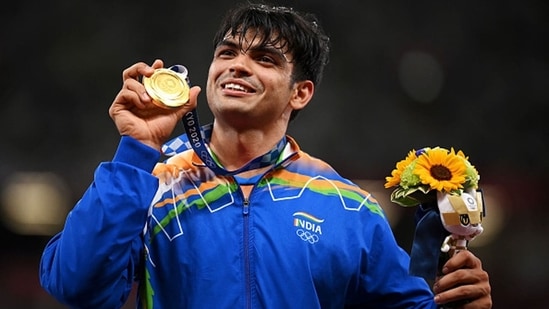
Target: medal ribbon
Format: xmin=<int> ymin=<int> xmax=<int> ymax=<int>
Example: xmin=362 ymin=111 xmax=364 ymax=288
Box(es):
xmin=162 ymin=109 xmax=286 ymax=176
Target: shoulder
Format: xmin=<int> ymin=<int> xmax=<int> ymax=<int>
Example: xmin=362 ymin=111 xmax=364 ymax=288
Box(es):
xmin=284 ymin=150 xmax=384 ymax=217
xmin=153 ymin=149 xmax=196 ymax=178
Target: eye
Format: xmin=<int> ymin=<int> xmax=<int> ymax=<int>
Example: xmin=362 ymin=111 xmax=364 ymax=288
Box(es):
xmin=256 ymin=54 xmax=276 ymax=65
xmin=259 ymin=56 xmax=275 ymax=63
xmin=216 ymin=48 xmax=237 ymax=58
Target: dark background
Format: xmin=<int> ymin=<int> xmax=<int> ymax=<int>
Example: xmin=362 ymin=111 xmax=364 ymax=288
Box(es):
xmin=1 ymin=0 xmax=548 ymax=308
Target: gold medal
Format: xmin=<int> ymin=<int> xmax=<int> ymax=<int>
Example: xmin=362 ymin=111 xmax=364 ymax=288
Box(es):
xmin=143 ymin=67 xmax=190 ymax=108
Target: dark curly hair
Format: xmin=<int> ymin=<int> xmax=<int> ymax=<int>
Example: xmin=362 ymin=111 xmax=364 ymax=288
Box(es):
xmin=212 ymin=3 xmax=331 ymax=120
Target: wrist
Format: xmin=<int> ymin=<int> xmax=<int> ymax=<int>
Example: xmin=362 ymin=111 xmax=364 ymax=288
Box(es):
xmin=113 ymin=136 xmax=161 ymax=172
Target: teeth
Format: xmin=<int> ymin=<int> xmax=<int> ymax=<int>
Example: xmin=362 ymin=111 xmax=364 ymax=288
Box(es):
xmin=224 ymin=83 xmax=248 ymax=92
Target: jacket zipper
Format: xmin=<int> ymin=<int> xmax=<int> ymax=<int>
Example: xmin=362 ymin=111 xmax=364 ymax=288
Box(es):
xmin=243 ymin=197 xmax=252 ymax=309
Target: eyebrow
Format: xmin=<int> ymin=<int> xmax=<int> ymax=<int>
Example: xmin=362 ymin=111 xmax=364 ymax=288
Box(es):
xmin=216 ymin=38 xmax=290 ymax=63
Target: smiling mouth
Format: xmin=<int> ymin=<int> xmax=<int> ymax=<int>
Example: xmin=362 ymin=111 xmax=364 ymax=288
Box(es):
xmin=222 ymin=82 xmax=255 ymax=93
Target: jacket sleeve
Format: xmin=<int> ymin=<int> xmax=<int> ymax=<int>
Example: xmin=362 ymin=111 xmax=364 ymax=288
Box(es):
xmin=352 ymin=214 xmax=439 ymax=309
xmin=39 ymin=136 xmax=161 ymax=308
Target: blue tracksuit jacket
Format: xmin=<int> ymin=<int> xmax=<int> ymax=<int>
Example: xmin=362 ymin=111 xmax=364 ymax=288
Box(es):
xmin=39 ymin=135 xmax=437 ymax=308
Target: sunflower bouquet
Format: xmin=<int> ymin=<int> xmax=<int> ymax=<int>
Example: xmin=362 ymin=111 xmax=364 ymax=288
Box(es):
xmin=385 ymin=147 xmax=485 ymax=280
xmin=384 ymin=147 xmax=480 ymax=207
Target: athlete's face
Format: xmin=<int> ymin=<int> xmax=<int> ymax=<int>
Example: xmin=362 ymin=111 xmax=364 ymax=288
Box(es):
xmin=206 ymin=30 xmax=302 ymax=128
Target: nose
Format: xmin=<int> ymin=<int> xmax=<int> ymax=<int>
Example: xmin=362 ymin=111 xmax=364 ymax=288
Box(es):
xmin=228 ymin=54 xmax=252 ymax=77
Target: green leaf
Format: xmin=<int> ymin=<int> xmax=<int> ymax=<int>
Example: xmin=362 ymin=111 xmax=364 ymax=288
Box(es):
xmin=389 ymin=186 xmax=436 ymax=207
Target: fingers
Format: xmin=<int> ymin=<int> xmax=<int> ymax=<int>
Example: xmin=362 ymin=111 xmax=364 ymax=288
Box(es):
xmin=122 ymin=59 xmax=165 ymax=81
xmin=114 ymin=60 xmax=166 ymax=111
xmin=151 ymin=59 xmax=164 ymax=70
xmin=433 ymin=251 xmax=492 ymax=308
xmin=125 ymin=79 xmax=151 ymax=109
xmin=441 ymin=250 xmax=482 ymax=275
xmin=434 ymin=285 xmax=492 ymax=309
xmin=118 ymin=60 xmax=164 ymax=109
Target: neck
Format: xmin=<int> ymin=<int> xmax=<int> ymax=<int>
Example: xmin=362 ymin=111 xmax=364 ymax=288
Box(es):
xmin=209 ymin=122 xmax=286 ymax=171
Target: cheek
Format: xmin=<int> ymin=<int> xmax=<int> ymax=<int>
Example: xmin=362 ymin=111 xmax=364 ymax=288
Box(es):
xmin=206 ymin=64 xmax=221 ymax=92
xmin=263 ymin=73 xmax=289 ymax=91
xmin=270 ymin=77 xmax=294 ymax=99
xmin=207 ymin=63 xmax=218 ymax=82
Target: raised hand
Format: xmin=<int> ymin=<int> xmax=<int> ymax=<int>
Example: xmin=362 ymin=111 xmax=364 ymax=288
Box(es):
xmin=109 ymin=59 xmax=200 ymax=151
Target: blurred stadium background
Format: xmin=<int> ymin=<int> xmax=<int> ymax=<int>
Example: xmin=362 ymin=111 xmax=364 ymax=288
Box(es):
xmin=1 ymin=0 xmax=547 ymax=308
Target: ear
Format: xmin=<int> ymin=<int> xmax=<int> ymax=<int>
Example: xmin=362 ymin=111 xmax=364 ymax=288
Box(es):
xmin=289 ymin=80 xmax=314 ymax=111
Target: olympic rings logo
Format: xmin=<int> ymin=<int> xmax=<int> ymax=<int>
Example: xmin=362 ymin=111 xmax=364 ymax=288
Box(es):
xmin=296 ymin=229 xmax=319 ymax=244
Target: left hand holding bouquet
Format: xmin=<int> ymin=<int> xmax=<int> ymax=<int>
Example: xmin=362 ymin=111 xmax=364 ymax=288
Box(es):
xmin=385 ymin=147 xmax=491 ymax=308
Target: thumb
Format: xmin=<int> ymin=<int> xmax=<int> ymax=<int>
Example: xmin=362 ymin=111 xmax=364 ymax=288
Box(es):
xmin=175 ymin=86 xmax=201 ymax=118
xmin=172 ymin=86 xmax=202 ymax=119
xmin=187 ymin=86 xmax=201 ymax=110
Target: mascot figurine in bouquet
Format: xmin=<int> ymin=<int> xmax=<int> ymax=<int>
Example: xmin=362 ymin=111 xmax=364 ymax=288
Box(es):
xmin=385 ymin=147 xmax=485 ymax=280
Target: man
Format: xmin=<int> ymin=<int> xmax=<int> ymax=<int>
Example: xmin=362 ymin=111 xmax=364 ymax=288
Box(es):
xmin=40 ymin=3 xmax=491 ymax=308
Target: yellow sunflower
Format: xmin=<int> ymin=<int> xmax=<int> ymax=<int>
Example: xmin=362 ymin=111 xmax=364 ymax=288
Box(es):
xmin=384 ymin=149 xmax=417 ymax=188
xmin=413 ymin=147 xmax=467 ymax=192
